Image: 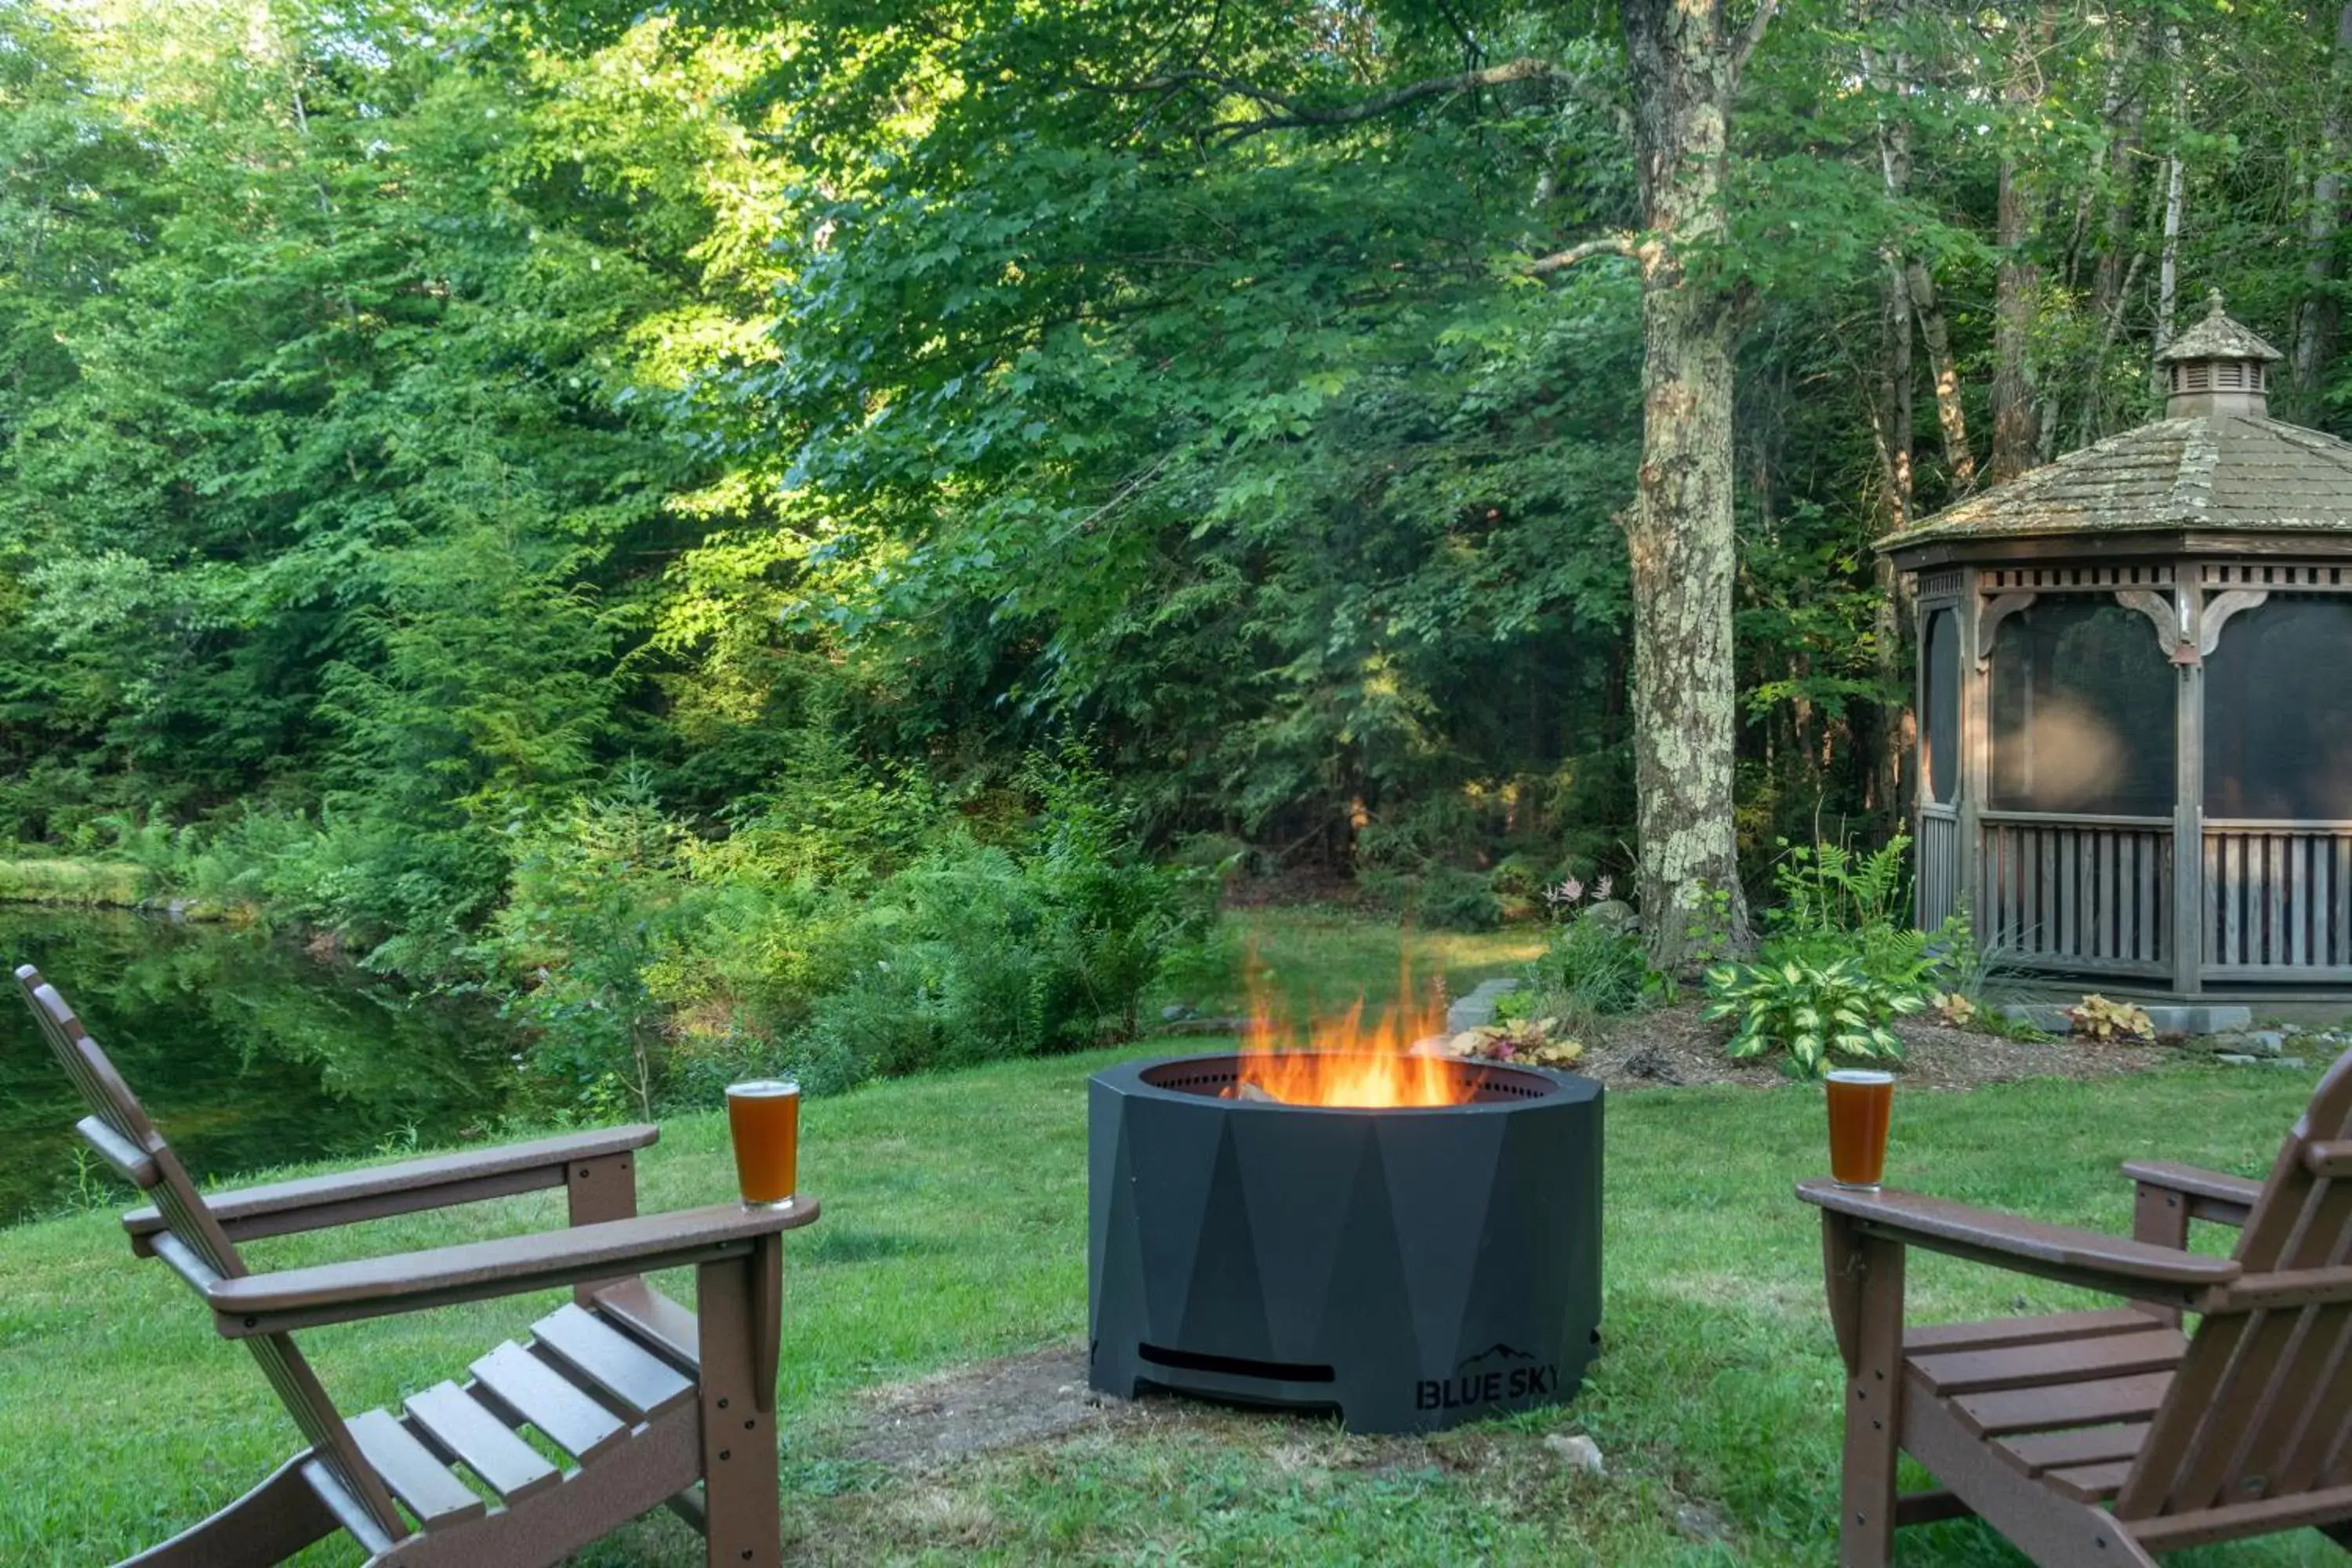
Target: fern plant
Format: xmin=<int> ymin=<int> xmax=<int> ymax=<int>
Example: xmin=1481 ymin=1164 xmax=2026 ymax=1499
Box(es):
xmin=1702 ymin=956 xmax=1923 ymax=1078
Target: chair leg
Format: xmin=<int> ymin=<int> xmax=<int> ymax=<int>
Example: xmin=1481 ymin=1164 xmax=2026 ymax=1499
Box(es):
xmin=698 ymin=1245 xmax=783 ymax=1568
xmin=1835 ymin=1221 xmax=1907 ymax=1568
xmin=121 ymin=1453 xmax=339 ymax=1568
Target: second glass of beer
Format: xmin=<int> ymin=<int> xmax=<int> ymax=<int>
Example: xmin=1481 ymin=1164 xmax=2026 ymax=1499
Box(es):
xmin=727 ymin=1078 xmax=800 ymax=1210
xmin=1825 ymin=1069 xmax=1895 ymax=1191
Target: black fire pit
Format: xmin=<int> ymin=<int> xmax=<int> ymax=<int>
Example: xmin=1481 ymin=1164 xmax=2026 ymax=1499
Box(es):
xmin=1087 ymin=1052 xmax=1602 ymax=1434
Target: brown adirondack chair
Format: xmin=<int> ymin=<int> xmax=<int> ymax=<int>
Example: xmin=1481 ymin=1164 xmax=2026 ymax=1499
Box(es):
xmin=1796 ymin=1044 xmax=2352 ymax=1566
xmin=16 ymin=964 xmax=821 ymax=1567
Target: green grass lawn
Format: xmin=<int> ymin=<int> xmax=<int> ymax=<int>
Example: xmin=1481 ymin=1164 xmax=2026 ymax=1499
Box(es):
xmin=1171 ymin=906 xmax=1549 ymax=1019
xmin=1 ymin=1037 xmax=2339 ymax=1565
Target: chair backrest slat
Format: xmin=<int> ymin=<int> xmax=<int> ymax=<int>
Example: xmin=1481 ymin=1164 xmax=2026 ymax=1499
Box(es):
xmin=13 ymin=965 xmax=411 ymax=1545
xmin=15 ymin=967 xmax=246 ymax=1280
xmin=2118 ymin=1047 xmax=2352 ymax=1520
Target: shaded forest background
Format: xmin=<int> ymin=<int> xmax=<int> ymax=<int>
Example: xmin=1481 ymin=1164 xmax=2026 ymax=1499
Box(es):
xmin=1 ymin=0 xmax=2343 ymax=1099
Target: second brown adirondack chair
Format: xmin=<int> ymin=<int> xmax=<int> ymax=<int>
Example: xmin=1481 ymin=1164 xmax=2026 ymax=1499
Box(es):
xmin=1797 ymin=1044 xmax=2352 ymax=1566
xmin=17 ymin=963 xmax=821 ymax=1567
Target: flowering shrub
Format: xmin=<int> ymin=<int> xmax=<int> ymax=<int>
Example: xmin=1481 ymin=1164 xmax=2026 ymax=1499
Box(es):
xmin=2066 ymin=994 xmax=2154 ymax=1044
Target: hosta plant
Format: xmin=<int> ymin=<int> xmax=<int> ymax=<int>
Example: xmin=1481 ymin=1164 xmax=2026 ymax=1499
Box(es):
xmin=1703 ymin=957 xmax=1922 ymax=1078
xmin=1929 ymin=991 xmax=1979 ymax=1029
xmin=2066 ymin=994 xmax=2155 ymax=1044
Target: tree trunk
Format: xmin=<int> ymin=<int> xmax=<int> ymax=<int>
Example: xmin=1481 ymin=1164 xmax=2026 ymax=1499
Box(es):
xmin=2296 ymin=0 xmax=2352 ymax=407
xmin=1989 ymin=155 xmax=2042 ymax=481
xmin=2155 ymin=24 xmax=2187 ymax=374
xmin=2081 ymin=16 xmax=2146 ymax=444
xmin=1864 ymin=9 xmax=1915 ymax=823
xmin=1988 ymin=3 xmax=2055 ymax=482
xmin=2156 ymin=150 xmax=2185 ymax=348
xmin=1907 ymin=259 xmax=1976 ymax=489
xmin=1620 ymin=0 xmax=1764 ymax=967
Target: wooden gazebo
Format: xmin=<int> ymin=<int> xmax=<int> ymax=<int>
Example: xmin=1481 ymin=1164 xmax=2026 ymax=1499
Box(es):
xmin=1880 ymin=291 xmax=2352 ymax=997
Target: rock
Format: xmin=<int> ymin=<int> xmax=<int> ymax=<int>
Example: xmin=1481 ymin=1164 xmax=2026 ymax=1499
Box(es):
xmin=1674 ymin=1503 xmax=1730 ymax=1542
xmin=2270 ymin=1057 xmax=2309 ymax=1069
xmin=1622 ymin=1047 xmax=1683 ymax=1085
xmin=1545 ymin=1432 xmax=1605 ymax=1475
xmin=1159 ymin=1004 xmax=1195 ymax=1023
xmin=2216 ymin=1054 xmax=2259 ymax=1065
xmin=2246 ymin=1030 xmax=2287 ymax=1057
xmin=2025 ymin=1004 xmax=2252 ymax=1038
xmin=1443 ymin=978 xmax=1520 ymax=1034
xmin=1581 ymin=899 xmax=1638 ymax=933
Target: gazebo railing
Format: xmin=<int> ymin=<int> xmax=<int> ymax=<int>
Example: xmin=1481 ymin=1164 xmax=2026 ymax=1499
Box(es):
xmin=2201 ymin=821 xmax=2352 ymax=977
xmin=1979 ymin=811 xmax=2172 ymax=975
xmin=1918 ymin=804 xmax=1962 ymax=931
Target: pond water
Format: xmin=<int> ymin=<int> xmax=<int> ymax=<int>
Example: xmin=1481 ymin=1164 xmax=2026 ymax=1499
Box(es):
xmin=0 ymin=909 xmax=525 ymax=1226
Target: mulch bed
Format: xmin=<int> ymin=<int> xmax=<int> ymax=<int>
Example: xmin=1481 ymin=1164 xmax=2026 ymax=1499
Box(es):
xmin=1573 ymin=1003 xmax=2165 ymax=1094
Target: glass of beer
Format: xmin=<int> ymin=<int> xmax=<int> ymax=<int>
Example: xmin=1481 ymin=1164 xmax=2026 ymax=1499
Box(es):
xmin=1825 ymin=1069 xmax=1895 ymax=1191
xmin=726 ymin=1079 xmax=800 ymax=1210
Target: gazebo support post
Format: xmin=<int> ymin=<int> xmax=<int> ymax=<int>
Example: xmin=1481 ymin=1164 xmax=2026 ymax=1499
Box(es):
xmin=1958 ymin=568 xmax=1988 ymax=949
xmin=2172 ymin=577 xmax=2205 ymax=996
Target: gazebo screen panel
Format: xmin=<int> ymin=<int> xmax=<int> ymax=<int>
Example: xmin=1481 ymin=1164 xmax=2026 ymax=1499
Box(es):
xmin=2205 ymin=595 xmax=2352 ymax=819
xmin=1922 ymin=608 xmax=1958 ymax=806
xmin=1988 ymin=600 xmax=2176 ymax=817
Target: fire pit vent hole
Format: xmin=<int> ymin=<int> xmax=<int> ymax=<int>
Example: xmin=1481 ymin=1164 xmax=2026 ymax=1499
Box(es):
xmin=1134 ymin=1343 xmax=1338 ymax=1384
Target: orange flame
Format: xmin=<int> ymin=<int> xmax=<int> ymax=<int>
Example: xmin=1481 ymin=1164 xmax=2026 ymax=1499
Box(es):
xmin=1234 ymin=948 xmax=1469 ymax=1108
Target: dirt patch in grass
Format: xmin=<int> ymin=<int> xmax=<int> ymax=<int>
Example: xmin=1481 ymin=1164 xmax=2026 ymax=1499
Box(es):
xmin=800 ymin=1355 xmax=1715 ymax=1564
xmin=837 ymin=1345 xmax=1142 ymax=1468
xmin=1577 ymin=1003 xmax=2165 ymax=1093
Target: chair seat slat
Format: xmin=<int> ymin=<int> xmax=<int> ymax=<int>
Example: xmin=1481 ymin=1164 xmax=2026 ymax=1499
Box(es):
xmin=470 ymin=1341 xmax=626 ymax=1463
xmin=1994 ymin=1422 xmax=2151 ymax=1477
xmin=532 ymin=1303 xmax=695 ymax=1419
xmin=1949 ymin=1370 xmax=2174 ymax=1439
xmin=1911 ymin=1327 xmax=2184 ymax=1396
xmin=2043 ymin=1459 xmax=2135 ymax=1503
xmin=404 ymin=1381 xmax=560 ymax=1502
xmin=1900 ymin=1308 xmax=2157 ymax=1355
xmin=346 ymin=1409 xmax=487 ymax=1529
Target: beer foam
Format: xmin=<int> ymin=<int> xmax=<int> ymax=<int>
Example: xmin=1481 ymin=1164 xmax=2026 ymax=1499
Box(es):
xmin=726 ymin=1078 xmax=800 ymax=1097
xmin=1824 ymin=1069 xmax=1895 ymax=1084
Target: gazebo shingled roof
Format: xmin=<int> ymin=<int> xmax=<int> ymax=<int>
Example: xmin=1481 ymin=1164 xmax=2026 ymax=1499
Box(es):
xmin=1878 ymin=291 xmax=2352 ymax=550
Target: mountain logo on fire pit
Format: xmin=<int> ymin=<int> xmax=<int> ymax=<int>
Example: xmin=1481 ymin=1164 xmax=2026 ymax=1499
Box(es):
xmin=1414 ymin=1341 xmax=1561 ymax=1413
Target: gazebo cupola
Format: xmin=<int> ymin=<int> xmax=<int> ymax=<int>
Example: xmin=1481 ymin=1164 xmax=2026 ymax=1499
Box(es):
xmin=1879 ymin=292 xmax=2352 ymax=998
xmin=2158 ymin=289 xmax=2281 ymax=418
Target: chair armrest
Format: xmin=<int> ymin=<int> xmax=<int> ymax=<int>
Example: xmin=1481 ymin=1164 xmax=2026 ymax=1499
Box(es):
xmin=123 ymin=1126 xmax=660 ymax=1250
xmin=2122 ymin=1160 xmax=2262 ymax=1226
xmin=205 ymin=1198 xmax=819 ymax=1338
xmin=1796 ymin=1179 xmax=2240 ymax=1304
